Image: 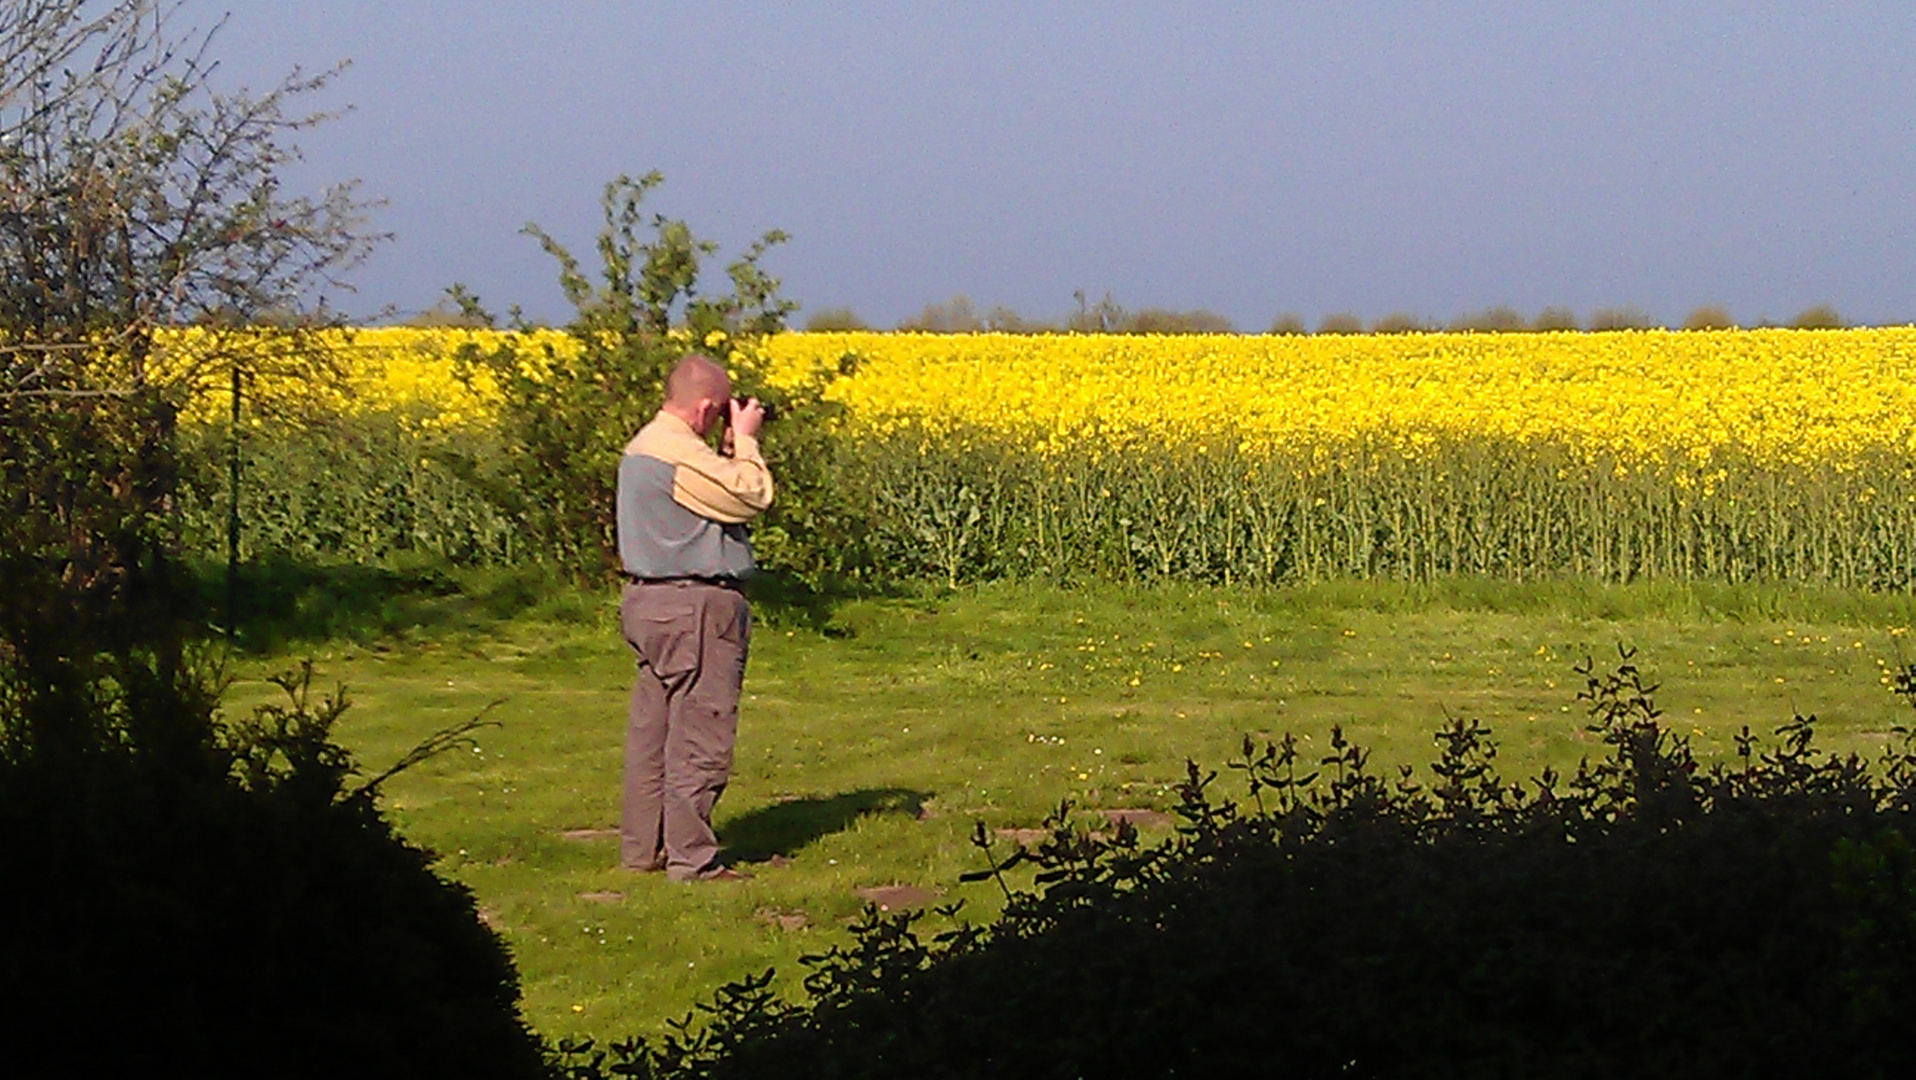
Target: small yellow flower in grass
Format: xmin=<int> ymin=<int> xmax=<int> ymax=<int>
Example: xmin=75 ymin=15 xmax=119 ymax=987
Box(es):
xmin=703 ymin=329 xmax=728 ymax=348
xmin=571 ymin=1004 xmax=584 ymax=1013
xmin=1774 ymin=677 xmax=1786 ymax=684
xmin=1171 ymin=663 xmax=1183 ymax=673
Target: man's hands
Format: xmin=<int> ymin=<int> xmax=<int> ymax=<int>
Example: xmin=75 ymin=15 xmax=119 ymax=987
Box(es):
xmin=728 ymin=397 xmax=766 ymax=441
xmin=718 ymin=396 xmax=766 ymax=455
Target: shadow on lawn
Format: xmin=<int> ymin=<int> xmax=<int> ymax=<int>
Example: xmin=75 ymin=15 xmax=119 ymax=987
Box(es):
xmin=182 ymin=555 xmax=599 ymax=652
xmin=190 ymin=556 xmax=892 ymax=651
xmin=742 ymin=571 xmax=901 ymax=637
xmin=721 ymin=788 xmax=931 ymax=864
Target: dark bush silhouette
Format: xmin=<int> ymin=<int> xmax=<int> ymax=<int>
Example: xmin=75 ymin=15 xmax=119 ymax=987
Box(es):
xmin=1447 ymin=303 xmax=1528 ymax=332
xmin=1368 ymin=311 xmax=1431 ymax=334
xmin=1588 ymin=304 xmax=1658 ymax=330
xmin=801 ymin=305 xmax=869 ymax=331
xmin=562 ymin=650 xmax=1916 ymax=1079
xmin=1793 ymin=304 xmax=1846 ymax=329
xmin=0 ymin=576 xmax=546 ymax=1078
xmin=1315 ymin=311 xmax=1364 ymax=335
xmin=1683 ymin=303 xmax=1736 ymax=330
xmin=1532 ymin=304 xmax=1580 ymax=330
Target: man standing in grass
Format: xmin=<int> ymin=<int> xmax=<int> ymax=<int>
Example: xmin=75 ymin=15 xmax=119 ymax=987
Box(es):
xmin=616 ymin=354 xmax=772 ymax=881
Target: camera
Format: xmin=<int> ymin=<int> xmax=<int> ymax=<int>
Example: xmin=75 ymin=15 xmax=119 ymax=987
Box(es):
xmin=729 ymin=396 xmax=776 ymax=422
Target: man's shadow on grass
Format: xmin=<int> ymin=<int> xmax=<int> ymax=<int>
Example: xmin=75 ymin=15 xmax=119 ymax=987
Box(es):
xmin=720 ymin=788 xmax=931 ymax=864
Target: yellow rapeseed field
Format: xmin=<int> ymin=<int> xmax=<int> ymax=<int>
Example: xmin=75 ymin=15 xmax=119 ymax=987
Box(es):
xmin=164 ymin=326 xmax=1916 ymax=585
xmin=169 ymin=326 xmax=1916 ymax=473
xmin=764 ymin=329 xmax=1916 ymax=470
xmin=161 ymin=327 xmax=578 ymax=432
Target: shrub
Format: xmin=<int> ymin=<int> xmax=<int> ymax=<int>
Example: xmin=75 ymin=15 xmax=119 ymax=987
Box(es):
xmin=1122 ymin=307 xmax=1235 ymax=334
xmin=455 ymin=171 xmax=794 ymax=573
xmin=1794 ymin=304 xmax=1846 ymax=330
xmin=1683 ymin=304 xmax=1736 ymax=330
xmin=1064 ymin=292 xmax=1232 ymax=335
xmin=985 ymin=305 xmax=1055 ymax=333
xmin=897 ymin=295 xmax=986 ymax=333
xmin=1532 ymin=304 xmax=1580 ymax=331
xmin=1588 ymin=304 xmax=1658 ymax=330
xmin=801 ymin=306 xmax=868 ymax=332
xmin=0 ymin=575 xmax=546 ymax=1077
xmin=1369 ymin=311 xmax=1430 ymax=334
xmin=565 ymin=652 xmax=1916 ymax=1078
xmin=1315 ymin=311 xmax=1363 ymax=334
xmin=1447 ymin=304 xmax=1528 ymax=332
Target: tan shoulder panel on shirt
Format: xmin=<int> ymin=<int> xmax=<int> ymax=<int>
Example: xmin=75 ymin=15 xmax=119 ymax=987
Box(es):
xmin=625 ymin=413 xmax=774 ymax=525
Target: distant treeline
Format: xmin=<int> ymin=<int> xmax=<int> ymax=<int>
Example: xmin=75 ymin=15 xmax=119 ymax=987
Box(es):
xmin=801 ymin=294 xmax=1852 ymax=335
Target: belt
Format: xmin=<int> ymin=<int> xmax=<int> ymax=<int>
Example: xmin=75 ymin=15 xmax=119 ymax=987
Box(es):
xmin=621 ymin=573 xmax=743 ymax=591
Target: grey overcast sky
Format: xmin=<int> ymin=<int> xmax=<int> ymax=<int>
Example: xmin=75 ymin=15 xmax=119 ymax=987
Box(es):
xmin=215 ymin=1 xmax=1916 ymax=329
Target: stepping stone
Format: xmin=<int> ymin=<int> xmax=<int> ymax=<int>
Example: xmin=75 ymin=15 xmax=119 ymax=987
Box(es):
xmin=755 ymin=907 xmax=809 ymax=931
xmin=994 ymin=827 xmax=1051 ymax=847
xmin=854 ymin=884 xmax=936 ymax=911
xmin=560 ymin=828 xmax=619 ymax=841
xmin=578 ymin=891 xmax=625 ymax=904
xmin=1098 ymin=808 xmax=1172 ymax=829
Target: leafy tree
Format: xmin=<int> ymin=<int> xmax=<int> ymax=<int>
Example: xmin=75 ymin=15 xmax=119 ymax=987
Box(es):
xmin=0 ymin=0 xmax=378 ymax=648
xmin=1532 ymin=304 xmax=1580 ymax=331
xmin=1588 ymin=304 xmax=1657 ymax=331
xmin=1683 ymin=303 xmax=1735 ymax=330
xmin=458 ymin=171 xmax=797 ymax=573
xmin=802 ymin=305 xmax=868 ymax=332
xmin=1792 ymin=303 xmax=1845 ymax=329
xmin=1369 ymin=310 xmax=1429 ymax=334
xmin=1314 ymin=311 xmax=1363 ymax=335
xmin=1063 ymin=291 xmax=1234 ymax=334
xmin=898 ymin=293 xmax=986 ymax=332
xmin=0 ymin=9 xmax=543 ymax=1072
xmin=1447 ymin=304 xmax=1528 ymax=333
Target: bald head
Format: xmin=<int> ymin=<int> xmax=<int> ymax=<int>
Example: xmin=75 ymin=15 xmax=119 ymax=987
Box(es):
xmin=665 ymin=354 xmax=731 ymax=406
xmin=659 ymin=353 xmax=732 ymax=435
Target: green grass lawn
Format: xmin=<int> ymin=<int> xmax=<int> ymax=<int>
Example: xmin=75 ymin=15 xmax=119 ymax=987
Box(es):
xmin=220 ymin=574 xmax=1916 ymax=1042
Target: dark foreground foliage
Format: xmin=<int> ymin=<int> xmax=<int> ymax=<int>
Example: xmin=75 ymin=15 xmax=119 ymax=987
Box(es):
xmin=564 ymin=651 xmax=1916 ymax=1079
xmin=0 ymin=583 xmax=547 ymax=1079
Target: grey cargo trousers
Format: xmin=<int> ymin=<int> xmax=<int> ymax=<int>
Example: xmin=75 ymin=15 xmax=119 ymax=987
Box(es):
xmin=620 ymin=579 xmax=750 ymax=880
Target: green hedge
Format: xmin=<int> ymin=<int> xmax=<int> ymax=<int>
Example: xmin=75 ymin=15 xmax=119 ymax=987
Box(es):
xmin=554 ymin=656 xmax=1916 ymax=1079
xmin=190 ymin=414 xmax=1916 ymax=592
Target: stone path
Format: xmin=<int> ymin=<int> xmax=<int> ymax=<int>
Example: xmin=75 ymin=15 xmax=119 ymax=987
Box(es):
xmin=854 ymin=884 xmax=937 ymax=911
